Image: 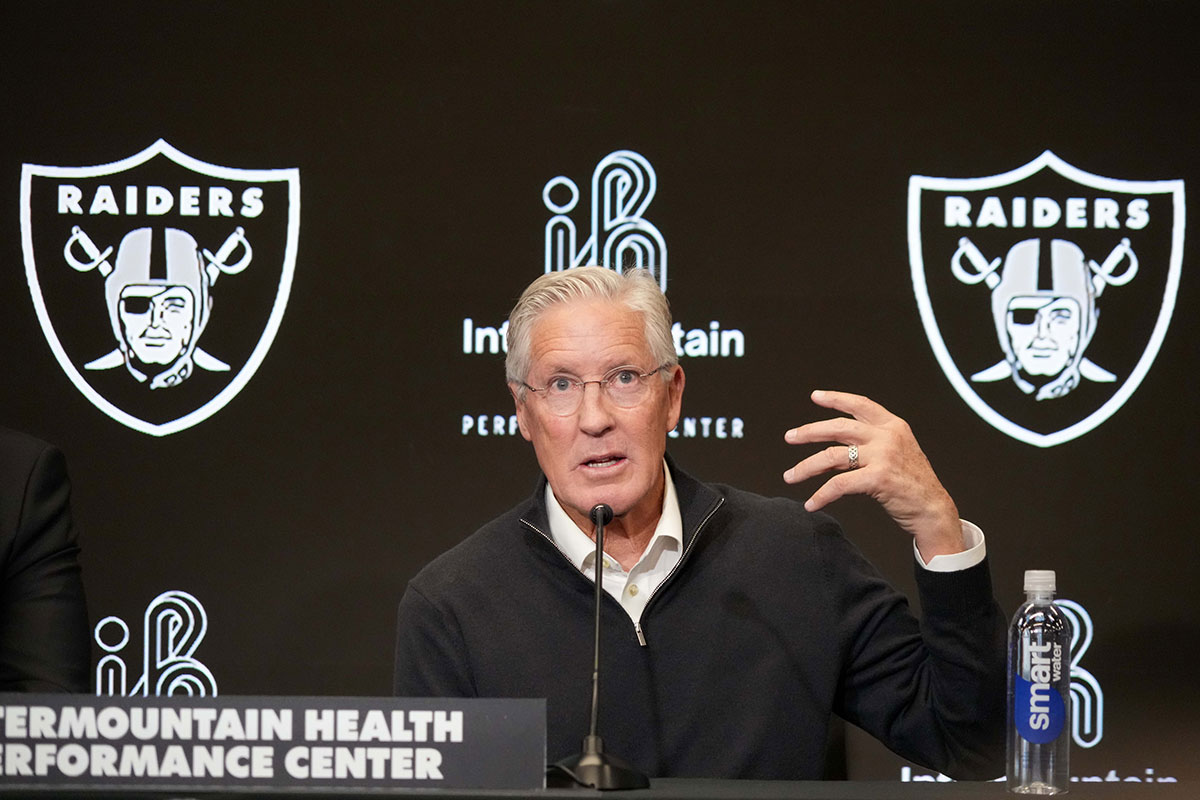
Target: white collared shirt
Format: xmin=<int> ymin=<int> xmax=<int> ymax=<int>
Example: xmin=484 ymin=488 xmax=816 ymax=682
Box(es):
xmin=545 ymin=462 xmax=683 ymax=625
xmin=544 ymin=461 xmax=985 ymax=625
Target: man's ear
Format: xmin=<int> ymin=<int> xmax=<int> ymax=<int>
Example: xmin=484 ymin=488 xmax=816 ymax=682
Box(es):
xmin=666 ymin=365 xmax=686 ymax=431
xmin=509 ymin=382 xmax=533 ymax=442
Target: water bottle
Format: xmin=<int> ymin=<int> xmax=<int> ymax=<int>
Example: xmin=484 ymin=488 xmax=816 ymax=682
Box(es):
xmin=1007 ymin=569 xmax=1072 ymax=794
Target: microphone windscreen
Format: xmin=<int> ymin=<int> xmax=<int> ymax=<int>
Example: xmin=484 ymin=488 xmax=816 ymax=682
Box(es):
xmin=590 ymin=504 xmax=614 ymax=526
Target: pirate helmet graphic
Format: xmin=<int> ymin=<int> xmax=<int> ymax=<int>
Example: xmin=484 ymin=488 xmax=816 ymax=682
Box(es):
xmin=69 ymin=224 xmax=252 ymax=389
xmin=990 ymin=238 xmax=1098 ymax=398
xmin=954 ymin=235 xmax=1137 ymax=401
xmin=108 ymin=228 xmax=208 ymax=382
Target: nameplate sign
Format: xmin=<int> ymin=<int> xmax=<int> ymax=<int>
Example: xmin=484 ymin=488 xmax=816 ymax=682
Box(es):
xmin=0 ymin=695 xmax=545 ymax=791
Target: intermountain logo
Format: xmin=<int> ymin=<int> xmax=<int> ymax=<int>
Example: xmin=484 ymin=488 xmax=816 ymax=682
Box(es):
xmin=908 ymin=152 xmax=1184 ymax=446
xmin=94 ymin=590 xmax=217 ymax=697
xmin=1058 ymin=598 xmax=1103 ymax=749
xmin=542 ymin=150 xmax=667 ymax=291
xmin=21 ymin=140 xmax=299 ymax=436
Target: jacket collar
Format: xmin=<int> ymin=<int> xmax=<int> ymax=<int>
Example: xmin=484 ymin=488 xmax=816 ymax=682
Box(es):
xmin=520 ymin=453 xmax=724 ymax=551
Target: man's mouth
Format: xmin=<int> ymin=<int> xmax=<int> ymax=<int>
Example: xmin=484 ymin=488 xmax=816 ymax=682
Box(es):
xmin=582 ymin=455 xmax=625 ymax=469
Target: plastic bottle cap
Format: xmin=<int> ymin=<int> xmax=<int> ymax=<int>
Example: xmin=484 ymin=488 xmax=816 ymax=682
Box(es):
xmin=1023 ymin=569 xmax=1056 ymax=593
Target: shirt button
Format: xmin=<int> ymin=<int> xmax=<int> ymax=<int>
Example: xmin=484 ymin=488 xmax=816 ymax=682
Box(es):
xmin=603 ymin=559 xmax=612 ymax=570
xmin=627 ymin=585 xmax=639 ymax=597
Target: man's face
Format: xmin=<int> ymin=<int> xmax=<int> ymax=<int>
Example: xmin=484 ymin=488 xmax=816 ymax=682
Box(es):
xmin=119 ymin=284 xmax=195 ymax=365
xmin=1006 ymin=295 xmax=1082 ymax=377
xmin=512 ymin=299 xmax=684 ymax=532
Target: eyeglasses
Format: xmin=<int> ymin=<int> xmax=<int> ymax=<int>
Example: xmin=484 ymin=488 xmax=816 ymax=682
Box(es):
xmin=523 ymin=365 xmax=669 ymax=416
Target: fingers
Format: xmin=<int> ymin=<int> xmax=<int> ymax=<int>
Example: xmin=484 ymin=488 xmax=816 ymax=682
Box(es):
xmin=784 ymin=443 xmax=868 ymax=511
xmin=784 ymin=417 xmax=868 ymax=447
xmin=783 ymin=390 xmax=897 ymax=445
xmin=781 ymin=390 xmax=960 ymax=542
xmin=802 ymin=468 xmax=873 ymax=512
xmin=781 ymin=390 xmax=891 ymax=510
xmin=783 ymin=445 xmax=854 ymax=484
xmin=808 ymin=389 xmax=893 ymax=425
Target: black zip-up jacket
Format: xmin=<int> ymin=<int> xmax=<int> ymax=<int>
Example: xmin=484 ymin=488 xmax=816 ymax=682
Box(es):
xmin=0 ymin=427 xmax=89 ymax=692
xmin=393 ymin=458 xmax=1005 ymax=780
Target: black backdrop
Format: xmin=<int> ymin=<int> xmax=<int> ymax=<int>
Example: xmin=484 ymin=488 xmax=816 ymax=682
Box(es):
xmin=1 ymin=1 xmax=1196 ymax=784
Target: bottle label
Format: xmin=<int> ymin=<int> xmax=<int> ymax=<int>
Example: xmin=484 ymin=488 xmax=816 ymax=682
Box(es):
xmin=1014 ymin=641 xmax=1067 ymax=743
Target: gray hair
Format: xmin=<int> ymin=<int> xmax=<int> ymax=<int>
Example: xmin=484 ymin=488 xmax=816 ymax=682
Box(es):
xmin=505 ymin=267 xmax=677 ymax=395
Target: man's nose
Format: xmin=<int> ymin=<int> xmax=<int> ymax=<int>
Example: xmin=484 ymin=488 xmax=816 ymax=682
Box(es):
xmin=576 ymin=382 xmax=615 ymax=433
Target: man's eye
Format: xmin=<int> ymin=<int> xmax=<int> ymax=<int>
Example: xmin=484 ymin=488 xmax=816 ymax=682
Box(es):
xmin=548 ymin=378 xmax=574 ymax=393
xmin=613 ymin=369 xmax=638 ymax=385
xmin=1009 ymin=309 xmax=1037 ymax=326
xmin=122 ymin=298 xmax=152 ymax=314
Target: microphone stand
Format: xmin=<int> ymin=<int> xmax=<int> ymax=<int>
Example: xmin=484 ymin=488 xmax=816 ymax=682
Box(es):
xmin=550 ymin=504 xmax=649 ymax=790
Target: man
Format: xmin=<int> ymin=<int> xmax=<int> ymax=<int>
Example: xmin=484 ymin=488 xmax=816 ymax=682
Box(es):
xmin=0 ymin=427 xmax=90 ymax=691
xmin=394 ymin=267 xmax=1005 ymax=780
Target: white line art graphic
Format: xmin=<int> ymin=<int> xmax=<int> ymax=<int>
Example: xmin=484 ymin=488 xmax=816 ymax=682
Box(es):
xmin=544 ymin=150 xmax=667 ymax=291
xmin=94 ymin=590 xmax=218 ymax=697
xmin=951 ymin=236 xmax=1136 ymax=401
xmin=66 ymin=224 xmax=253 ymax=389
xmin=1058 ymin=598 xmax=1104 ymax=748
xmin=908 ymin=151 xmax=1184 ymax=447
xmin=21 ymin=139 xmax=300 ymax=436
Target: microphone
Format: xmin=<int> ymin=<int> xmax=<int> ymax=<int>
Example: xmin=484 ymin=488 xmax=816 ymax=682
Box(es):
xmin=549 ymin=504 xmax=649 ymax=790
xmin=590 ymin=503 xmax=614 ymax=527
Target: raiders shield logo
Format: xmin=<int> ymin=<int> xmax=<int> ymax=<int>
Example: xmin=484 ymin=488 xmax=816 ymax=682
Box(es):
xmin=20 ymin=140 xmax=299 ymax=436
xmin=908 ymin=151 xmax=1183 ymax=447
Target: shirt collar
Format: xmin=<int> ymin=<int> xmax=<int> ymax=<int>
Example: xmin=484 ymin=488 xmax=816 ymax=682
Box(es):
xmin=545 ymin=460 xmax=683 ymax=571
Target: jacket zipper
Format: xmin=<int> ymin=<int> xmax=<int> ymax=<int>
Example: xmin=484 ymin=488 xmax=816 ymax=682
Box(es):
xmin=635 ymin=496 xmax=724 ymax=647
xmin=523 ymin=495 xmax=725 ymax=648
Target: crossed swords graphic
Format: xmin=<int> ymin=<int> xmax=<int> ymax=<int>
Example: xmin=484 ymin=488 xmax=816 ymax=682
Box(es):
xmin=952 ymin=235 xmax=1138 ymax=296
xmin=64 ymin=224 xmax=252 ymax=282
